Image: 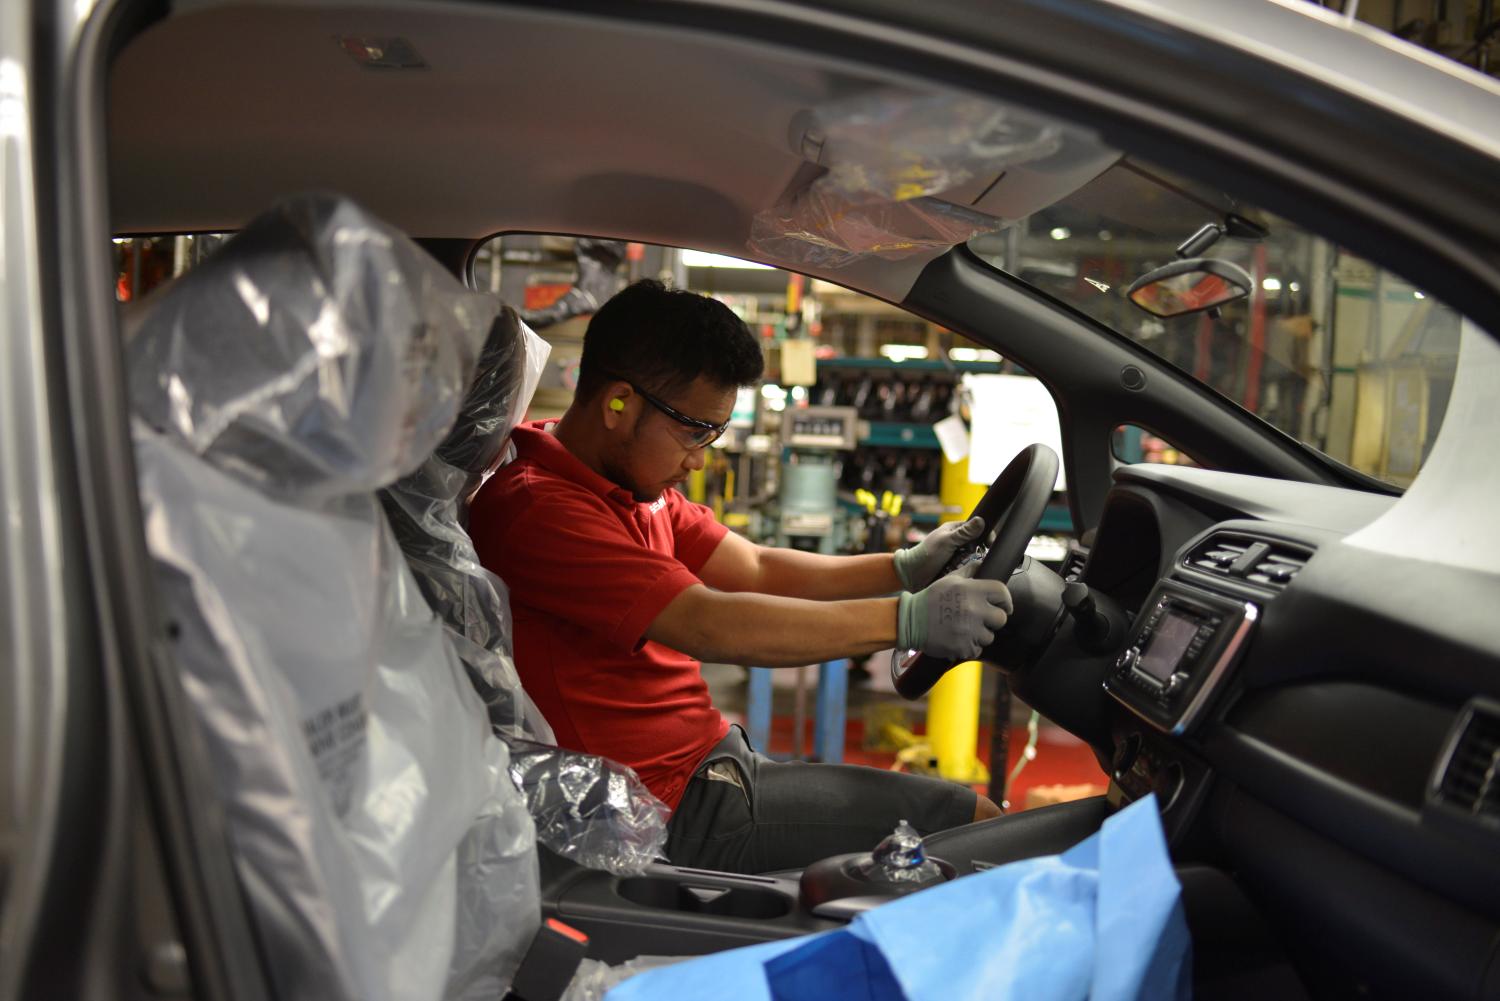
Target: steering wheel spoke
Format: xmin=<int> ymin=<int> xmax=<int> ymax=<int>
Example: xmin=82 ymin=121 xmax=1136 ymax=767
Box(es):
xmin=891 ymin=444 xmax=1059 ymax=699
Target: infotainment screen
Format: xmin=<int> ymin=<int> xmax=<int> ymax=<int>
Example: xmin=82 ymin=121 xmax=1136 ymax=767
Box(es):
xmin=1138 ymin=613 xmax=1198 ymax=681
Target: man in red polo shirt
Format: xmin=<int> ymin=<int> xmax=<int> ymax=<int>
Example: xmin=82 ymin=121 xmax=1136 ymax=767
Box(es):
xmin=470 ymin=280 xmax=1011 ymax=874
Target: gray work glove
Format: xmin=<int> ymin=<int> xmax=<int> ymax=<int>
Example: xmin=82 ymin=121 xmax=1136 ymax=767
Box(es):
xmin=896 ymin=563 xmax=1014 ymax=662
xmin=892 ymin=516 xmax=987 ymax=591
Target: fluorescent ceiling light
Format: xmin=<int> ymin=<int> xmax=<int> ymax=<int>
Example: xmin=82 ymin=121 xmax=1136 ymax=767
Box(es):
xmin=1262 ymin=277 xmax=1283 ymax=291
xmin=681 ymin=249 xmax=773 ymax=270
xmin=1049 ymin=227 xmax=1071 ymax=241
xmin=881 ymin=344 xmax=929 ymax=362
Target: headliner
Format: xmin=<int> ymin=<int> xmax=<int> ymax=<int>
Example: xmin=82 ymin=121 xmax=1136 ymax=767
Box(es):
xmin=107 ymin=2 xmax=1121 ymax=302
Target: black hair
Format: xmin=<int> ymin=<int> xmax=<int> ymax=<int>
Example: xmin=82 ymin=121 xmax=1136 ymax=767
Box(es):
xmin=576 ymin=279 xmax=764 ymax=401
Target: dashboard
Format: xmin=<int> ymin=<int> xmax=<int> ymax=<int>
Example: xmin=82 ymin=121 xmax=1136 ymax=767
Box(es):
xmin=1040 ymin=463 xmax=1500 ymax=1000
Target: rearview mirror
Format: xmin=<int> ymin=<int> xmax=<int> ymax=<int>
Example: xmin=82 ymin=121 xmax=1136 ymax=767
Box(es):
xmin=1125 ymin=258 xmax=1252 ymax=318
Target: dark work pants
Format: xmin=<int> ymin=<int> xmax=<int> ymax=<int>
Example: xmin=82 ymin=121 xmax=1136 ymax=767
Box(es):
xmin=664 ymin=725 xmax=977 ymax=874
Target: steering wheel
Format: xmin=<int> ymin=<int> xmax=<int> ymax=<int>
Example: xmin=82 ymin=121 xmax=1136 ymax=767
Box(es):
xmin=890 ymin=443 xmax=1060 ymax=699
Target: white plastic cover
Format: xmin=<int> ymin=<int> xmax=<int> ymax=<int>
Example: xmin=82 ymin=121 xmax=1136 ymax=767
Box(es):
xmin=749 ymin=90 xmax=1063 ymax=269
xmin=1346 ymin=318 xmax=1500 ymax=574
xmin=128 ymin=193 xmax=540 ymax=1001
xmin=379 ymin=306 xmax=554 ymax=742
xmin=377 ymin=305 xmax=671 ymax=875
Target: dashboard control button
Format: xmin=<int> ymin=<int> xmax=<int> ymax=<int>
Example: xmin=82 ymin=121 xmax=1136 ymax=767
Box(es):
xmin=1115 ymin=646 xmax=1140 ymax=671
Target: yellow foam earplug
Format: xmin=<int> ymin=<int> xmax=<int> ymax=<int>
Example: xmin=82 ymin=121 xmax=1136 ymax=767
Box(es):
xmin=610 ymin=398 xmax=625 ymax=412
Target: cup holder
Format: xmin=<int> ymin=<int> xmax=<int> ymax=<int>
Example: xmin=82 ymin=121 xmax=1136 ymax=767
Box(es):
xmin=617 ymin=876 xmax=793 ymax=919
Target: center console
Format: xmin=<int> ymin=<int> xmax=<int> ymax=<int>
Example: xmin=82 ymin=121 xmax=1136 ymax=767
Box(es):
xmin=1104 ymin=581 xmax=1257 ymax=736
xmin=538 ymin=795 xmax=1114 ymax=963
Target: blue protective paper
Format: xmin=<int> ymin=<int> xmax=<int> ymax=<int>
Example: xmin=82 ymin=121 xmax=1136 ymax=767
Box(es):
xmin=605 ymin=795 xmax=1189 ymax=1001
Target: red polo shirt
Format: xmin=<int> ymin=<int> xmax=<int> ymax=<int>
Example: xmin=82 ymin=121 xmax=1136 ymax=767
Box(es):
xmin=469 ymin=420 xmax=730 ymax=810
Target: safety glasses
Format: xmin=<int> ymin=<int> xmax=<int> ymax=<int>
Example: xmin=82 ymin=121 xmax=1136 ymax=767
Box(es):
xmin=617 ymin=378 xmax=729 ymax=449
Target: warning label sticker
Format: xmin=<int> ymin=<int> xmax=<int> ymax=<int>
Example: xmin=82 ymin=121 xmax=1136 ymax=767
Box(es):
xmin=303 ymin=693 xmax=367 ymax=816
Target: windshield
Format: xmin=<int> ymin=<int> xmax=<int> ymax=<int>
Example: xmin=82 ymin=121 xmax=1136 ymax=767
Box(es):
xmin=968 ymin=160 xmax=1460 ymax=488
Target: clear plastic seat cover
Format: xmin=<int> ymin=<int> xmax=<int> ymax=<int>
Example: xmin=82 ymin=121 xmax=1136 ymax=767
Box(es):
xmin=129 ymin=193 xmax=540 ymax=1001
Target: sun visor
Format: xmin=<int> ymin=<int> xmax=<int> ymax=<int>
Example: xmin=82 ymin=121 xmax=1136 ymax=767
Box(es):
xmin=954 ymin=131 xmax=1121 ymax=223
xmin=752 ymin=90 xmax=1117 ymax=270
xmin=127 ymin=192 xmax=499 ymax=505
xmin=749 ymin=189 xmax=1003 ymax=270
xmin=786 ymin=91 xmax=1065 ymax=203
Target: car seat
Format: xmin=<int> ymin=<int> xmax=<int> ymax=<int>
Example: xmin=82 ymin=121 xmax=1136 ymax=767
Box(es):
xmin=128 ymin=193 xmax=540 ymax=1001
xmin=376 ymin=301 xmax=670 ymax=876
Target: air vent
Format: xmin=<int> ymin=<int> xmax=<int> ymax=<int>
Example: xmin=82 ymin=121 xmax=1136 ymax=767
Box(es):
xmin=1183 ymin=533 xmax=1311 ymax=591
xmin=1431 ymin=700 xmax=1500 ymax=829
xmin=1186 ymin=537 xmax=1251 ymax=576
xmin=1060 ymin=544 xmax=1090 ymax=584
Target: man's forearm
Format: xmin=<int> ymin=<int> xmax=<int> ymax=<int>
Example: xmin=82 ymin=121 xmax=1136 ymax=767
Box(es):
xmin=648 ymin=586 xmax=899 ymax=666
xmin=752 ymin=548 xmax=902 ymax=600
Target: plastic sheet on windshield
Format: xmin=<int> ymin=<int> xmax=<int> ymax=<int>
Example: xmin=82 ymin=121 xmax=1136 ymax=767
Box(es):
xmin=128 ymin=192 xmax=540 ymax=1001
xmin=748 ymin=90 xmax=1063 ymax=269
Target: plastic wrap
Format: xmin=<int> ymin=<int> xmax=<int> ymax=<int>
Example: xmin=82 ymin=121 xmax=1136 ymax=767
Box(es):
xmin=507 ymin=739 xmax=671 ymax=875
xmin=606 ymin=795 xmax=1190 ymax=1001
xmin=748 ymin=90 xmax=1065 ymax=269
xmin=748 ymin=188 xmax=1002 ymax=270
xmin=127 ymin=193 xmax=540 ymax=1001
xmin=802 ymin=90 xmax=1062 ymax=202
xmin=377 ymin=282 xmax=670 ymax=876
xmin=521 ymin=238 xmax=628 ymax=330
xmin=378 ymin=306 xmax=553 ymax=739
xmin=859 ymin=820 xmax=943 ymax=884
xmin=560 ymin=957 xmax=684 ymax=1001
xmin=128 ymin=194 xmax=498 ymax=507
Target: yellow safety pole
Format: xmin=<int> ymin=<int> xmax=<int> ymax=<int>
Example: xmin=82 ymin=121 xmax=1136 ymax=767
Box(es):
xmin=926 ymin=452 xmax=990 ymax=784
